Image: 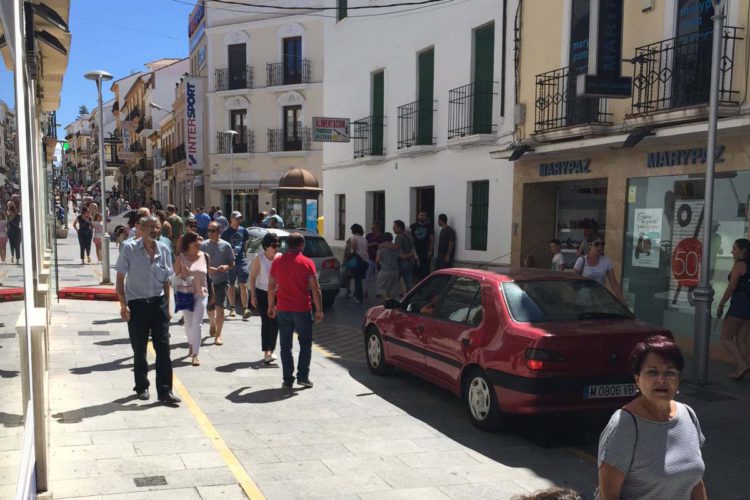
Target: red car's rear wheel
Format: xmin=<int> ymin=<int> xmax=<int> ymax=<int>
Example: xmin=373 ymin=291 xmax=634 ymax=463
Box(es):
xmin=463 ymin=368 xmax=505 ymax=431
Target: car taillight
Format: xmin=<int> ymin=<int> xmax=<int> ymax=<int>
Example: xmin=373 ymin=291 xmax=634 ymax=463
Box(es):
xmin=322 ymin=258 xmax=339 ymax=269
xmin=525 ymin=348 xmax=568 ymax=371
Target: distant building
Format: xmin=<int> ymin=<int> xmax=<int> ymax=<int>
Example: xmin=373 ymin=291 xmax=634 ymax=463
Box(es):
xmin=0 ymin=100 xmax=16 ymax=185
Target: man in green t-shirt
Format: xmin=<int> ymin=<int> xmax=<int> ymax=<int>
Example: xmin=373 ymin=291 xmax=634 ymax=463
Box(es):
xmin=166 ymin=204 xmax=183 ymax=250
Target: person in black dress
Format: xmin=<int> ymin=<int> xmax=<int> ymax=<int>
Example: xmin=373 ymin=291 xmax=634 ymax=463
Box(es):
xmin=73 ymin=206 xmax=94 ymax=264
xmin=717 ymin=238 xmax=750 ymax=381
xmin=6 ymin=202 xmax=21 ymax=265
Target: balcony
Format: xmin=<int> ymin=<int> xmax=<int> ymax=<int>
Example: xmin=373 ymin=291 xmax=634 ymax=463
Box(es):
xmin=129 ymin=141 xmax=145 ymax=154
xmin=630 ymin=26 xmax=742 ymax=119
xmin=266 ymin=59 xmax=311 ymax=87
xmin=268 ymin=127 xmax=312 ymax=152
xmin=397 ymin=99 xmax=437 ymax=149
xmin=216 ymin=130 xmax=254 ymax=154
xmin=353 ymin=116 xmax=385 ymax=159
xmin=448 ymin=81 xmax=499 ymax=139
xmin=136 ymin=116 xmax=153 ymax=134
xmin=172 ymin=144 xmax=186 ymax=163
xmin=214 ymin=66 xmax=254 ymax=91
xmin=125 ymin=106 xmax=141 ymax=122
xmin=534 ymin=67 xmax=611 ymax=133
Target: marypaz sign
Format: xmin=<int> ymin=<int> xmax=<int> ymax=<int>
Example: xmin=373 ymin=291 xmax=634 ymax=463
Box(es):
xmin=185 ymin=77 xmax=205 ymax=171
xmin=312 ymin=117 xmax=350 ymax=143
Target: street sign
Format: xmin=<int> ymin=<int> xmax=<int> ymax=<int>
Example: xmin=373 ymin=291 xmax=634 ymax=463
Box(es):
xmin=312 ymin=117 xmax=350 ymax=143
xmin=59 ymin=178 xmax=70 ymax=192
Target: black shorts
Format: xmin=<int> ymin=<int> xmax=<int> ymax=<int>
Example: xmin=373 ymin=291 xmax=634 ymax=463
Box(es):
xmin=208 ymin=281 xmax=228 ymax=311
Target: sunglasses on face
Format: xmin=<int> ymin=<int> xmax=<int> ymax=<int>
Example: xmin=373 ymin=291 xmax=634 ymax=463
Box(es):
xmin=592 ymin=241 xmax=604 ymax=247
xmin=269 ymin=243 xmax=279 ymax=249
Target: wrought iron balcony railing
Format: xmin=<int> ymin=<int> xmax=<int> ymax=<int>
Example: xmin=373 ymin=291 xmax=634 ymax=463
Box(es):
xmin=534 ymin=67 xmax=611 ymax=132
xmin=448 ymin=81 xmax=498 ymax=139
xmin=353 ymin=115 xmax=385 ymax=158
xmin=216 ymin=129 xmax=254 ymax=154
xmin=129 ymin=141 xmax=145 ymax=153
xmin=172 ymin=144 xmax=186 ymax=162
xmin=630 ymin=26 xmax=742 ymax=116
xmin=215 ymin=66 xmax=254 ymax=91
xmin=397 ymin=99 xmax=437 ymax=149
xmin=268 ymin=127 xmax=312 ymax=152
xmin=136 ymin=116 xmax=153 ymax=133
xmin=266 ymin=59 xmax=311 ymax=87
xmin=126 ymin=106 xmax=140 ymax=122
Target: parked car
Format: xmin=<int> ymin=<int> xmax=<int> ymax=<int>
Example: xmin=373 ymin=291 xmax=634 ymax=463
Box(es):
xmin=244 ymin=227 xmax=341 ymax=309
xmin=363 ymin=268 xmax=672 ymax=431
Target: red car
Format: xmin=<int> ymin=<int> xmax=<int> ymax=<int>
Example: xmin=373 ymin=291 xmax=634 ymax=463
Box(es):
xmin=363 ymin=268 xmax=672 ymax=431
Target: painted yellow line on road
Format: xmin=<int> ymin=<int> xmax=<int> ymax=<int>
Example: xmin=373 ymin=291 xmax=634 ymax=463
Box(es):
xmin=566 ymin=447 xmax=597 ymax=464
xmin=148 ymin=344 xmax=265 ymax=500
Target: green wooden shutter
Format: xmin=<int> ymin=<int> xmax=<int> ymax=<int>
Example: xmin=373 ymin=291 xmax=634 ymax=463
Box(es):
xmin=470 ymin=180 xmax=489 ymax=251
xmin=372 ymin=71 xmax=385 ymax=155
xmin=417 ymin=49 xmax=434 ymax=145
xmin=337 ymin=0 xmax=347 ymax=21
xmin=472 ymin=24 xmax=494 ymax=134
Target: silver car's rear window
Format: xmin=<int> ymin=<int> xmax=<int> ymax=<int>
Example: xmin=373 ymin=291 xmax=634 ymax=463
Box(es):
xmin=249 ymin=235 xmax=333 ymax=259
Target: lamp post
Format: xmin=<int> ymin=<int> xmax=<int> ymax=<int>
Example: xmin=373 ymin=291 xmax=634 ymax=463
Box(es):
xmin=85 ymin=69 xmax=114 ymax=285
xmin=58 ymin=139 xmax=69 ymax=228
xmin=692 ymin=0 xmax=724 ymax=385
xmin=223 ymin=129 xmax=239 ymax=211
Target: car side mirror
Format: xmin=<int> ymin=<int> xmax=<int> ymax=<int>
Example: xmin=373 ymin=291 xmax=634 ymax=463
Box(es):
xmin=383 ymin=298 xmax=401 ymax=310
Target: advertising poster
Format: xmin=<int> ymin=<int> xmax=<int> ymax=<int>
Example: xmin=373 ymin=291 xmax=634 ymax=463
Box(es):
xmin=632 ymin=208 xmax=662 ymax=268
xmin=669 ymin=199 xmax=704 ymax=310
xmin=306 ymin=199 xmax=318 ymax=233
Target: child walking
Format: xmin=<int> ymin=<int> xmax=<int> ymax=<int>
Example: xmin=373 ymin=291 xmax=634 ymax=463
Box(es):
xmin=93 ymin=213 xmax=104 ymax=262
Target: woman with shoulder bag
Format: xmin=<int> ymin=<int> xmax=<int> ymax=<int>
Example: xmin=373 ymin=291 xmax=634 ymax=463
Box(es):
xmin=349 ymin=224 xmax=370 ymax=304
xmin=573 ymin=238 xmax=625 ymax=303
xmin=174 ymin=232 xmax=213 ymax=365
xmin=597 ymin=336 xmax=706 ymax=500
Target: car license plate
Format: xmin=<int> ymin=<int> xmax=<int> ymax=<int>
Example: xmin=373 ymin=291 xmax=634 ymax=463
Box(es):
xmin=583 ymin=383 xmax=636 ymax=399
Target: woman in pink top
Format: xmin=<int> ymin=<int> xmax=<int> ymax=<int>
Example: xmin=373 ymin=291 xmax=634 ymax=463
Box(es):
xmin=174 ymin=232 xmax=211 ymax=365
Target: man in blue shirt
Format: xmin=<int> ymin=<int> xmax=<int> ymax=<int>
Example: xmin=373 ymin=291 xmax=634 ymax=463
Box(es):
xmin=195 ymin=206 xmax=211 ymax=239
xmin=221 ymin=211 xmax=252 ymax=320
xmin=262 ymin=208 xmax=285 ymax=228
xmin=115 ymin=215 xmax=180 ymax=405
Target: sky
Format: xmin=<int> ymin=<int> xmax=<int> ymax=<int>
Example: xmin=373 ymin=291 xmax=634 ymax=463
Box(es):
xmin=0 ymin=0 xmax=195 ymax=127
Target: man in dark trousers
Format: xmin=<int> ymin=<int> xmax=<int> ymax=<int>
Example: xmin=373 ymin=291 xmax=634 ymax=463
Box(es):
xmin=267 ymin=232 xmax=324 ymax=389
xmin=410 ymin=210 xmax=434 ymax=281
xmin=115 ymin=215 xmax=181 ymax=405
xmin=435 ymin=213 xmax=456 ymax=270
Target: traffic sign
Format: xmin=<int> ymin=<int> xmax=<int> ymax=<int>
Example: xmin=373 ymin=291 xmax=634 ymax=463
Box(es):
xmin=59 ymin=178 xmax=70 ymax=192
xmin=312 ymin=117 xmax=350 ymax=143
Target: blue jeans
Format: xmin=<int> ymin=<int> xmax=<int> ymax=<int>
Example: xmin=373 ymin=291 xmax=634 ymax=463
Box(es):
xmin=399 ymin=260 xmax=414 ymax=293
xmin=277 ymin=311 xmax=313 ymax=384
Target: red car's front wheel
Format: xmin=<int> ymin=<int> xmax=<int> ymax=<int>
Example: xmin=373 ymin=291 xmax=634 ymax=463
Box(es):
xmin=365 ymin=327 xmax=394 ymax=376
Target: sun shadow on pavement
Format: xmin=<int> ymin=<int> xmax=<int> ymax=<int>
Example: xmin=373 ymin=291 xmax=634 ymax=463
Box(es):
xmin=215 ymin=360 xmax=279 ymax=373
xmin=70 ymin=356 xmax=133 ymax=374
xmin=94 ymin=338 xmax=131 ymax=346
xmin=0 ymin=369 xmax=19 ymax=378
xmin=52 ymin=395 xmax=162 ymax=423
xmin=91 ymin=318 xmax=125 ymax=325
xmin=226 ymin=386 xmax=300 ymax=404
xmin=0 ymin=411 xmax=24 ymax=428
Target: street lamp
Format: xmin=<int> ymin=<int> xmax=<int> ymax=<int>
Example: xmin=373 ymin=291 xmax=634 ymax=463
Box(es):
xmin=57 ymin=138 xmax=69 ymax=228
xmin=222 ymin=129 xmax=239 ymax=211
xmin=85 ymin=69 xmax=114 ymax=285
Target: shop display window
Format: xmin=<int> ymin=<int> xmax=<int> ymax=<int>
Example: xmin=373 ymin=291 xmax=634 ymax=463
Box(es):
xmin=622 ymin=172 xmax=750 ymax=340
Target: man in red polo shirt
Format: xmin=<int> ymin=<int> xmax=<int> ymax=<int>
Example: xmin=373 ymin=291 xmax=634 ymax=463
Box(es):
xmin=268 ymin=232 xmax=324 ymax=389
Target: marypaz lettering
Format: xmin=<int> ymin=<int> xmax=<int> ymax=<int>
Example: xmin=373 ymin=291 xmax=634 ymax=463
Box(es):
xmin=538 ymin=159 xmax=591 ymax=177
xmin=647 ymin=145 xmax=725 ymax=169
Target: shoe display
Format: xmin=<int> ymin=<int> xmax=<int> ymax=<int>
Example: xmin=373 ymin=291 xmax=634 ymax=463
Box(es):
xmin=297 ymin=378 xmax=313 ymax=388
xmin=137 ymin=389 xmax=150 ymax=400
xmin=158 ymin=391 xmax=182 ymax=404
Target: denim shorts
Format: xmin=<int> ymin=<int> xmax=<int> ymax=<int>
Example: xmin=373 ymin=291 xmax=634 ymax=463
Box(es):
xmin=228 ymin=266 xmax=249 ymax=286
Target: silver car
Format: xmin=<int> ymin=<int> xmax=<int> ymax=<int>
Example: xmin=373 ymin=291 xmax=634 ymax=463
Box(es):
xmin=244 ymin=227 xmax=341 ymax=309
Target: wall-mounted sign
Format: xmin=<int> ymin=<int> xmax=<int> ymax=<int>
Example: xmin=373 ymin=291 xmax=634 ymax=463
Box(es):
xmin=189 ymin=24 xmax=205 ymax=53
xmin=312 ymin=117 xmax=350 ymax=143
xmin=184 ymin=77 xmax=206 ymax=171
xmin=538 ymin=159 xmax=591 ymax=177
xmin=579 ymin=0 xmax=632 ymax=98
xmin=647 ymin=145 xmax=725 ymax=169
xmin=188 ymin=0 xmax=205 ymax=38
xmin=196 ymin=44 xmax=207 ymax=71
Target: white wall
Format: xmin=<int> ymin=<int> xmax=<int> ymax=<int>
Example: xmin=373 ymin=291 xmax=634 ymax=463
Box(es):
xmin=322 ymin=0 xmax=517 ymax=264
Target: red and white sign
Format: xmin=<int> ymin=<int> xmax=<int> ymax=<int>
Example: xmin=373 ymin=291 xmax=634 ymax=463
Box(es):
xmin=672 ymin=237 xmax=702 ymax=288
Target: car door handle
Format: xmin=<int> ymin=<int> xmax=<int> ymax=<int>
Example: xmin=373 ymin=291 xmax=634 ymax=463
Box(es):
xmin=461 ymin=338 xmax=470 ymax=346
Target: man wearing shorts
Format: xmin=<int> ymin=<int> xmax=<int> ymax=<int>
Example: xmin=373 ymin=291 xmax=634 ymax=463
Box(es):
xmin=201 ymin=221 xmax=235 ymax=344
xmin=221 ymin=211 xmax=252 ymax=319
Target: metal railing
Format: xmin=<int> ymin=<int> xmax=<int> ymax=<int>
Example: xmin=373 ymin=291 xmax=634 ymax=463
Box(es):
xmin=631 ymin=26 xmax=742 ymax=116
xmin=172 ymin=144 xmax=186 ymax=162
xmin=268 ymin=127 xmax=312 ymax=152
xmin=215 ymin=129 xmax=254 ymax=154
xmin=266 ymin=58 xmax=311 ymax=86
xmin=448 ymin=81 xmax=498 ymax=139
xmin=136 ymin=116 xmax=153 ymax=133
xmin=129 ymin=141 xmax=145 ymax=153
xmin=126 ymin=106 xmax=140 ymax=122
xmin=534 ymin=67 xmax=611 ymax=132
xmin=353 ymin=115 xmax=385 ymax=158
xmin=214 ymin=66 xmax=254 ymax=91
xmin=397 ymin=99 xmax=437 ymax=149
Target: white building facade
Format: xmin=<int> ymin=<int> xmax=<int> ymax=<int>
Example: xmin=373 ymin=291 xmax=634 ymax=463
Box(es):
xmin=322 ymin=0 xmax=517 ymax=264
xmin=204 ymin=2 xmax=324 ymax=224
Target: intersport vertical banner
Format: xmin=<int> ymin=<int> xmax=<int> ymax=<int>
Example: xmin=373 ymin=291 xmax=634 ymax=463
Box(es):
xmin=185 ymin=76 xmax=205 ymax=171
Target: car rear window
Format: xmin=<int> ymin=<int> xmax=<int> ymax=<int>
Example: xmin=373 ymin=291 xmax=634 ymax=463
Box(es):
xmin=501 ymin=279 xmax=633 ymax=323
xmin=247 ymin=234 xmax=333 ymax=258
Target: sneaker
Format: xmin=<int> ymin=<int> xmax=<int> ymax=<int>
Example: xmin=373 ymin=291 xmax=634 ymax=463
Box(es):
xmin=242 ymin=308 xmax=252 ymax=320
xmin=229 ymin=309 xmax=236 ymax=317
xmin=297 ymin=378 xmax=313 ymax=388
xmin=282 ymin=380 xmax=294 ymax=389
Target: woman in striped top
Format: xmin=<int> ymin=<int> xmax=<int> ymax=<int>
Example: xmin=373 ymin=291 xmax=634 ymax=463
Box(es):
xmin=597 ymin=336 xmax=706 ymax=500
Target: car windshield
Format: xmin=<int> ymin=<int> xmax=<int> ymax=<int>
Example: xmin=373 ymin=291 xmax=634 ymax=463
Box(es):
xmin=248 ymin=235 xmax=332 ymax=259
xmin=502 ymin=279 xmax=633 ymax=323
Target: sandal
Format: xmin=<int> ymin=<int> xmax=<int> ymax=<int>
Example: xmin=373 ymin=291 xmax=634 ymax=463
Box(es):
xmin=191 ymin=355 xmax=200 ymax=366
xmin=215 ymin=337 xmax=223 ymax=346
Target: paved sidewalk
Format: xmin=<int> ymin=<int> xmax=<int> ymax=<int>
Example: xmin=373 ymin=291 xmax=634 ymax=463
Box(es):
xmin=39 ymin=226 xmax=750 ymax=499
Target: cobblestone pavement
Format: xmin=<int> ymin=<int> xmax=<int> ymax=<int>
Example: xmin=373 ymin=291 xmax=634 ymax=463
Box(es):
xmin=3 ymin=213 xmax=749 ymax=499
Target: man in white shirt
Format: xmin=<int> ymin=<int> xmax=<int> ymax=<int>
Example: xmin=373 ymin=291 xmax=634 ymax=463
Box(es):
xmin=550 ymin=239 xmax=565 ymax=271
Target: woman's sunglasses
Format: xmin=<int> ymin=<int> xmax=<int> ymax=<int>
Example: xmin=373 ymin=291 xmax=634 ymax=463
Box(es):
xmin=592 ymin=241 xmax=604 ymax=247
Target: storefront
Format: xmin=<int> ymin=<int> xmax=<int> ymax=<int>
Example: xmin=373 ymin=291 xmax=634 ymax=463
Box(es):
xmin=511 ymin=133 xmax=750 ymax=359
